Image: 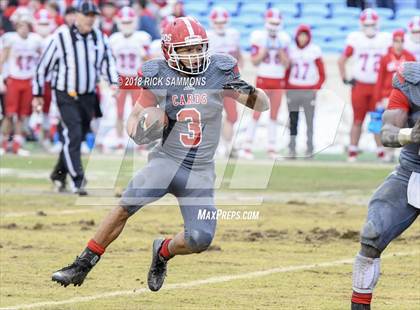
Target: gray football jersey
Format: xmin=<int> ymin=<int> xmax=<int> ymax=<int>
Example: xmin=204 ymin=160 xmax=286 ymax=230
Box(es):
xmin=139 ymin=53 xmax=240 ymax=169
xmin=392 ymin=62 xmax=420 ymax=172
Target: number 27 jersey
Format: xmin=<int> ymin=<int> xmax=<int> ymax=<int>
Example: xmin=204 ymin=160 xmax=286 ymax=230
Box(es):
xmin=140 ymin=54 xmax=240 ymax=168
xmin=343 ymin=31 xmax=391 ymax=84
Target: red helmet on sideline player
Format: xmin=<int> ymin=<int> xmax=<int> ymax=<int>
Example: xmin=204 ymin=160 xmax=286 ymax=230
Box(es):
xmin=359 ymin=8 xmax=379 ymax=38
xmin=209 ymin=6 xmax=229 ymax=35
xmin=161 ymin=16 xmax=210 ymax=75
xmin=34 ymin=9 xmax=56 ymax=37
xmin=264 ymin=8 xmax=282 ymax=37
xmin=116 ymin=6 xmax=137 ymax=36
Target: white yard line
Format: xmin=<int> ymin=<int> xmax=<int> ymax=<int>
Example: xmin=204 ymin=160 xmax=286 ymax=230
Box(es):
xmin=0 ymin=251 xmax=417 ymax=310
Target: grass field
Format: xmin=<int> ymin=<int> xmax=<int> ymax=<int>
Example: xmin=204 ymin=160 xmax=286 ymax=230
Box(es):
xmin=0 ymin=154 xmax=419 ymax=310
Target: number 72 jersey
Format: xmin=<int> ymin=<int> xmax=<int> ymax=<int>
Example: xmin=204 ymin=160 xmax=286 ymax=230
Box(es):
xmin=344 ymin=31 xmax=391 ymax=84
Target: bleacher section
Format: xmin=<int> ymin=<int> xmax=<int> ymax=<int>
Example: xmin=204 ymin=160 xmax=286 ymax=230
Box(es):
xmin=183 ymin=0 xmax=420 ymax=53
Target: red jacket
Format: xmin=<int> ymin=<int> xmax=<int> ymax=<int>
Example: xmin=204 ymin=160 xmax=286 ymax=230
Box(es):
xmin=374 ymin=47 xmax=416 ymax=103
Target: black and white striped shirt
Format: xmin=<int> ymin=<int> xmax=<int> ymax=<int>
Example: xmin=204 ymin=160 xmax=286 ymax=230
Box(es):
xmin=33 ymin=24 xmax=118 ymax=96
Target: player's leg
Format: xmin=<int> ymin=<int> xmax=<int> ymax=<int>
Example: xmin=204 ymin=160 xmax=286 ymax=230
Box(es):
xmin=349 ymin=82 xmax=368 ymax=161
xmin=115 ymin=90 xmax=127 ymax=149
xmin=13 ymin=79 xmax=32 ymax=156
xmin=54 ymin=92 xmax=84 ymax=191
xmin=302 ymin=91 xmax=316 ymax=157
xmin=51 ymin=156 xmax=177 ymax=287
xmin=351 ymin=168 xmax=420 ymax=309
xmin=366 ymin=90 xmax=385 ymax=160
xmin=41 ymin=82 xmax=52 ymax=150
xmin=287 ymin=90 xmax=300 ymax=158
xmin=242 ymin=77 xmax=266 ymax=158
xmin=147 ymin=166 xmax=216 ymax=291
xmin=1 ymin=78 xmax=18 ymax=153
xmin=267 ymin=81 xmax=283 ymax=158
xmin=50 ymin=121 xmax=69 ymax=192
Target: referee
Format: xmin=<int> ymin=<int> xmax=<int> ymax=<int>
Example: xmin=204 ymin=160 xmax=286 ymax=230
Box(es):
xmin=33 ymin=1 xmax=118 ymax=195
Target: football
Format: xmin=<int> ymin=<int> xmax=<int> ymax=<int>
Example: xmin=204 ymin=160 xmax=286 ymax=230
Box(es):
xmin=140 ymin=107 xmax=169 ymax=130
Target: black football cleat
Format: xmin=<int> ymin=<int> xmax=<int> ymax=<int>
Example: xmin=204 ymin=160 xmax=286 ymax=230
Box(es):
xmin=52 ymin=248 xmax=100 ymax=287
xmin=50 ymin=173 xmax=67 ymax=193
xmin=351 ymin=302 xmax=371 ymax=310
xmin=147 ymin=239 xmax=168 ymax=292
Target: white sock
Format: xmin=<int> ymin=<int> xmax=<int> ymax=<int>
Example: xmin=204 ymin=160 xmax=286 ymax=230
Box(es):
xmin=268 ymin=120 xmax=277 ymax=150
xmin=245 ymin=119 xmax=258 ymax=146
xmin=352 ymin=253 xmax=380 ymax=294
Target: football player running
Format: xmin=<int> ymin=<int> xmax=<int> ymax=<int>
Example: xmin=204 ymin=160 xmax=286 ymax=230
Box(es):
xmin=338 ymin=9 xmax=391 ymax=162
xmin=405 ymin=16 xmax=420 ymax=61
xmin=109 ymin=6 xmax=152 ymax=151
xmin=51 ymin=17 xmax=269 ymax=292
xmin=350 ymin=61 xmax=420 ymax=309
xmin=207 ymin=6 xmax=243 ymax=158
xmin=0 ymin=9 xmax=43 ymax=156
xmin=241 ymin=8 xmax=290 ymax=160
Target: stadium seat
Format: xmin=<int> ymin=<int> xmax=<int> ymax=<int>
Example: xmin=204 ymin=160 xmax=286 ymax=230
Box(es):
xmin=395 ymin=0 xmax=417 ymax=10
xmin=300 ymin=3 xmax=330 ymax=18
xmin=210 ymin=0 xmax=240 ymax=15
xmin=332 ymin=6 xmax=361 ymax=19
xmin=375 ymin=7 xmax=395 ymax=20
xmin=241 ymin=10 xmax=267 ymax=21
xmin=395 ymin=8 xmax=420 ymax=19
xmin=269 ymin=3 xmax=299 ymax=18
xmin=240 ymin=2 xmax=269 ymax=15
xmin=184 ymin=1 xmax=209 ymax=16
xmin=381 ymin=19 xmax=407 ymax=32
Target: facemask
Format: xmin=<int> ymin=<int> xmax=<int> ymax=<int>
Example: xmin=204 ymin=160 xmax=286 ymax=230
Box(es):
xmin=265 ymin=22 xmax=281 ymax=36
xmin=362 ymin=24 xmax=377 ymax=37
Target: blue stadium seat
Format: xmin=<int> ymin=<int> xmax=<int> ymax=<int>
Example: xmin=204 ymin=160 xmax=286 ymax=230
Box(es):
xmin=375 ymin=7 xmax=395 ymax=20
xmin=395 ymin=0 xmax=417 ymax=10
xmin=184 ymin=1 xmax=209 ymax=16
xmin=396 ymin=8 xmax=420 ymax=19
xmin=240 ymin=2 xmax=269 ymax=15
xmin=210 ymin=0 xmax=240 ymax=15
xmin=381 ymin=19 xmax=407 ymax=32
xmin=270 ymin=4 xmax=299 ymax=18
xmin=300 ymin=3 xmax=330 ymax=18
xmin=332 ymin=6 xmax=361 ymax=19
xmin=236 ymin=11 xmax=265 ymax=22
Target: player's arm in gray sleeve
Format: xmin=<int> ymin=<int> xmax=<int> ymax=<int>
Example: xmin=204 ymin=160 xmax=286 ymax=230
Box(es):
xmin=380 ymin=89 xmax=420 ymax=147
xmin=126 ymin=88 xmax=162 ymax=145
xmin=381 ymin=109 xmax=409 ymax=147
xmin=223 ymin=79 xmax=269 ymax=112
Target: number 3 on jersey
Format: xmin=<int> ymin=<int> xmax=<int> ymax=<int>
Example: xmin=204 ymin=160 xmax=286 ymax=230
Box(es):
xmin=176 ymin=108 xmax=202 ymax=147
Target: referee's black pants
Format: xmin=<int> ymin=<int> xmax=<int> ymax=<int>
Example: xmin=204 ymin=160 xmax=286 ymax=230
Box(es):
xmin=52 ymin=90 xmax=95 ymax=188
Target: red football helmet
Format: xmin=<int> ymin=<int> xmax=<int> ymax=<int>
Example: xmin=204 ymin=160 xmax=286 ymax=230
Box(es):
xmin=34 ymin=9 xmax=56 ymax=37
xmin=264 ymin=8 xmax=282 ymax=36
xmin=161 ymin=17 xmax=210 ymax=75
xmin=408 ymin=16 xmax=420 ymax=43
xmin=209 ymin=6 xmax=229 ymax=35
xmin=116 ymin=6 xmax=137 ymax=36
xmin=359 ymin=8 xmax=379 ymax=37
